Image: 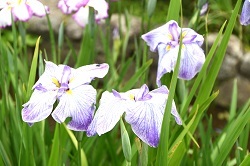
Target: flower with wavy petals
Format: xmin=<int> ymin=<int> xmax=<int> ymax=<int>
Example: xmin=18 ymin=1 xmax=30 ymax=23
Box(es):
xmin=58 ymin=0 xmax=108 ymax=27
xmin=87 ymin=84 xmax=182 ymax=147
xmin=141 ymin=20 xmax=205 ymax=86
xmin=22 ymin=60 xmax=109 ymax=131
xmin=0 ymin=0 xmax=49 ymax=28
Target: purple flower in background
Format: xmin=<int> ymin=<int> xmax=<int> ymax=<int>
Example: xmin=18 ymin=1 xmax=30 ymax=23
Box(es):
xmin=87 ymin=84 xmax=182 ymax=147
xmin=0 ymin=0 xmax=49 ymax=28
xmin=22 ymin=60 xmax=109 ymax=131
xmin=58 ymin=0 xmax=108 ymax=27
xmin=240 ymin=0 xmax=250 ymax=25
xmin=141 ymin=20 xmax=205 ymax=86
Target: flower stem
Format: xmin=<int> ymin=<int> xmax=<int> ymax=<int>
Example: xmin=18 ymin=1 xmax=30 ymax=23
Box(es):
xmin=76 ymin=132 xmax=83 ymax=166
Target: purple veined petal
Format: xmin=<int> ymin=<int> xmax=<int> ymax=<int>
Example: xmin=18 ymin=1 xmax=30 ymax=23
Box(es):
xmin=69 ymin=63 xmax=109 ymax=88
xmin=86 ymin=91 xmax=127 ymax=136
xmin=52 ymin=85 xmax=96 ymax=131
xmin=135 ymin=84 xmax=152 ymax=101
xmin=170 ymin=101 xmax=182 ymax=125
xmin=182 ymin=28 xmax=204 ymax=46
xmin=240 ymin=0 xmax=250 ymax=25
xmin=0 ymin=7 xmax=12 ymax=28
xmin=168 ymin=21 xmax=180 ymax=42
xmin=178 ymin=43 xmax=205 ymax=80
xmin=26 ymin=0 xmax=49 ymax=17
xmin=22 ymin=89 xmax=57 ymax=123
xmin=88 ymin=0 xmax=109 ymax=22
xmin=156 ymin=44 xmax=179 ymax=86
xmin=125 ymin=101 xmax=164 ymax=147
xmin=72 ymin=7 xmax=89 ymax=27
xmin=12 ymin=3 xmax=33 ymax=21
xmin=33 ymin=60 xmax=60 ymax=91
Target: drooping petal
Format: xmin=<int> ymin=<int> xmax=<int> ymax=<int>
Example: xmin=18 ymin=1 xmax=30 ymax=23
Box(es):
xmin=69 ymin=63 xmax=109 ymax=88
xmin=52 ymin=85 xmax=96 ymax=131
xmin=87 ymin=91 xmax=128 ymax=136
xmin=27 ymin=0 xmax=49 ymax=17
xmin=88 ymin=0 xmax=109 ymax=22
xmin=156 ymin=44 xmax=179 ymax=86
xmin=125 ymin=101 xmax=163 ymax=147
xmin=240 ymin=0 xmax=250 ymax=25
xmin=141 ymin=20 xmax=180 ymax=52
xmin=12 ymin=3 xmax=33 ymax=21
xmin=178 ymin=43 xmax=205 ymax=80
xmin=0 ymin=7 xmax=12 ymax=28
xmin=22 ymin=89 xmax=57 ymax=123
xmin=72 ymin=7 xmax=89 ymax=27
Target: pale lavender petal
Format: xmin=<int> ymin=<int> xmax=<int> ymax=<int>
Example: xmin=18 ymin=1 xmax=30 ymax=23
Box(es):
xmin=178 ymin=43 xmax=205 ymax=80
xmin=72 ymin=7 xmax=89 ymax=27
xmin=170 ymin=102 xmax=182 ymax=125
xmin=240 ymin=0 xmax=250 ymax=25
xmin=27 ymin=0 xmax=49 ymax=17
xmin=0 ymin=8 xmax=12 ymax=28
xmin=52 ymin=85 xmax=96 ymax=131
xmin=125 ymin=101 xmax=163 ymax=147
xmin=135 ymin=84 xmax=152 ymax=101
xmin=182 ymin=28 xmax=204 ymax=46
xmin=22 ymin=90 xmax=57 ymax=123
xmin=58 ymin=0 xmax=76 ymax=14
xmin=69 ymin=63 xmax=109 ymax=88
xmin=87 ymin=91 xmax=127 ymax=136
xmin=12 ymin=3 xmax=33 ymax=21
xmin=156 ymin=44 xmax=179 ymax=86
xmin=88 ymin=0 xmax=109 ymax=22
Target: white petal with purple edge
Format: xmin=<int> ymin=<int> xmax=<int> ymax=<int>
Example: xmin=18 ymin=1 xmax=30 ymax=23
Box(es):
xmin=52 ymin=85 xmax=96 ymax=131
xmin=125 ymin=101 xmax=163 ymax=147
xmin=72 ymin=7 xmax=89 ymax=27
xmin=87 ymin=91 xmax=128 ymax=136
xmin=88 ymin=0 xmax=109 ymax=21
xmin=65 ymin=0 xmax=89 ymax=10
xmin=12 ymin=3 xmax=32 ymax=21
xmin=22 ymin=90 xmax=57 ymax=123
xmin=27 ymin=0 xmax=49 ymax=17
xmin=178 ymin=43 xmax=205 ymax=80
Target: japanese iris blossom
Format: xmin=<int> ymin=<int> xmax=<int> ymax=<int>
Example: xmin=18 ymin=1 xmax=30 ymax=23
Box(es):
xmin=0 ymin=0 xmax=49 ymax=28
xmin=240 ymin=0 xmax=250 ymax=25
xmin=58 ymin=0 xmax=108 ymax=27
xmin=22 ymin=60 xmax=109 ymax=131
xmin=141 ymin=20 xmax=205 ymax=86
xmin=87 ymin=84 xmax=182 ymax=147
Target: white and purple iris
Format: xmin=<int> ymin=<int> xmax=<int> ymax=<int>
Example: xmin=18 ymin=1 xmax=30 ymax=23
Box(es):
xmin=58 ymin=0 xmax=108 ymax=27
xmin=87 ymin=84 xmax=182 ymax=147
xmin=0 ymin=0 xmax=49 ymax=28
xmin=240 ymin=0 xmax=250 ymax=25
xmin=22 ymin=60 xmax=109 ymax=131
xmin=141 ymin=20 xmax=205 ymax=86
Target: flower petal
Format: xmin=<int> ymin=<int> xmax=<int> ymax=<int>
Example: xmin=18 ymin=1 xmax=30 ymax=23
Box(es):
xmin=182 ymin=28 xmax=204 ymax=46
xmin=87 ymin=91 xmax=127 ymax=136
xmin=27 ymin=0 xmax=49 ymax=17
xmin=72 ymin=7 xmax=89 ymax=27
xmin=88 ymin=0 xmax=109 ymax=21
xmin=65 ymin=0 xmax=89 ymax=10
xmin=58 ymin=0 xmax=77 ymax=14
xmin=12 ymin=3 xmax=33 ymax=21
xmin=141 ymin=20 xmax=180 ymax=52
xmin=22 ymin=89 xmax=57 ymax=123
xmin=0 ymin=7 xmax=12 ymax=28
xmin=69 ymin=63 xmax=109 ymax=88
xmin=240 ymin=0 xmax=250 ymax=25
xmin=178 ymin=43 xmax=205 ymax=80
xmin=125 ymin=101 xmax=163 ymax=147
xmin=52 ymin=85 xmax=96 ymax=131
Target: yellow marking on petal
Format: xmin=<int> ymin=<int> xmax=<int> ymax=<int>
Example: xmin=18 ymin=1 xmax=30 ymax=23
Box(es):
xmin=166 ymin=45 xmax=171 ymax=51
xmin=182 ymin=44 xmax=185 ymax=49
xmin=52 ymin=78 xmax=60 ymax=87
xmin=66 ymin=89 xmax=73 ymax=95
xmin=129 ymin=94 xmax=135 ymax=101
xmin=167 ymin=33 xmax=173 ymax=40
xmin=69 ymin=78 xmax=74 ymax=83
xmin=182 ymin=31 xmax=187 ymax=38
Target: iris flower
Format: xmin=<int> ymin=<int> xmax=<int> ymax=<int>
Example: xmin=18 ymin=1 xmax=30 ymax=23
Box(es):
xmin=0 ymin=0 xmax=49 ymax=28
xmin=87 ymin=84 xmax=182 ymax=147
xmin=240 ymin=0 xmax=250 ymax=25
xmin=58 ymin=0 xmax=108 ymax=27
xmin=141 ymin=20 xmax=205 ymax=86
xmin=22 ymin=60 xmax=109 ymax=131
